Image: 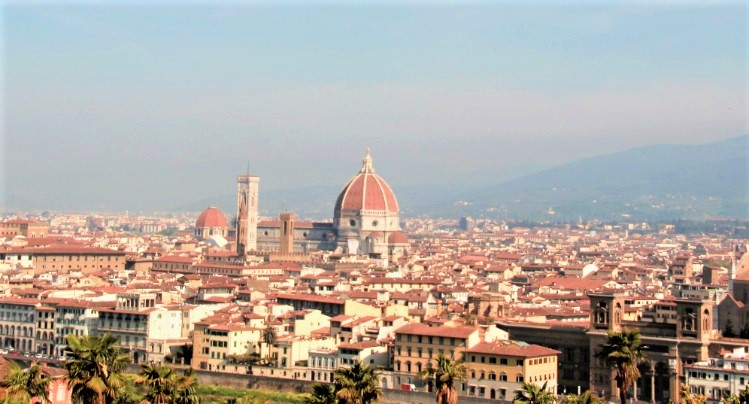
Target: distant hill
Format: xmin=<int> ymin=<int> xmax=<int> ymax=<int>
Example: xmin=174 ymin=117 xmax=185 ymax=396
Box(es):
xmin=442 ymin=135 xmax=748 ymax=221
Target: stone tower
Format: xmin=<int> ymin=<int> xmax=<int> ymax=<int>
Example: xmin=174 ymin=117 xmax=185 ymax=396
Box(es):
xmin=236 ymin=173 xmax=260 ymax=256
xmin=279 ymin=212 xmax=296 ymax=254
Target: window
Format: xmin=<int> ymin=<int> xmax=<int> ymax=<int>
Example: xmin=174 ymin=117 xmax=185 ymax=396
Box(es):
xmin=516 ymin=374 xmax=524 ymax=382
xmin=500 ymin=358 xmax=507 ymax=365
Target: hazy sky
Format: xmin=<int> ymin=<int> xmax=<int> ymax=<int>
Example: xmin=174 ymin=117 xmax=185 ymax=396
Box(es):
xmin=3 ymin=1 xmax=747 ymax=211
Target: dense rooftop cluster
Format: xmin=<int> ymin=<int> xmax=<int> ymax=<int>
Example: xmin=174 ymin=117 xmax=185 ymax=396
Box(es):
xmin=0 ymin=214 xmax=747 ymax=402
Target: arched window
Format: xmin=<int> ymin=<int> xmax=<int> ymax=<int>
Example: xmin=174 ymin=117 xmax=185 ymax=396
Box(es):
xmin=703 ymin=309 xmax=710 ymax=330
xmin=516 ymin=374 xmax=524 ymax=383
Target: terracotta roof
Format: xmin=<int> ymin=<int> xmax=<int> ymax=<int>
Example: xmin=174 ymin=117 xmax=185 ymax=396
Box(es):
xmin=388 ymin=231 xmax=409 ymax=245
xmin=468 ymin=341 xmax=560 ymax=357
xmin=394 ymin=323 xmax=477 ymax=339
xmin=195 ymin=207 xmax=228 ymax=229
xmin=334 ymin=151 xmax=398 ymax=213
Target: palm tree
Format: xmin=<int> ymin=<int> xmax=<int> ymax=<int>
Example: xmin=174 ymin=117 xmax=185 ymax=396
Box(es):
xmin=594 ymin=329 xmax=646 ymax=404
xmin=334 ymin=361 xmax=382 ymax=404
xmin=262 ymin=325 xmax=277 ymax=347
xmin=513 ymin=381 xmax=554 ymax=404
xmin=262 ymin=325 xmax=277 ymax=360
xmin=63 ymin=333 xmax=131 ymax=404
xmin=419 ymin=354 xmax=467 ymax=404
xmin=134 ymin=364 xmax=200 ymax=404
xmin=564 ymin=390 xmax=600 ymax=404
xmin=1 ymin=361 xmax=51 ymax=403
xmin=304 ymin=383 xmax=337 ymax=404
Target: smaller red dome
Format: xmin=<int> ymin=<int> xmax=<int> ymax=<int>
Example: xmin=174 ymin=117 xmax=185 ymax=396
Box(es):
xmin=388 ymin=231 xmax=409 ymax=245
xmin=196 ymin=207 xmax=228 ymax=229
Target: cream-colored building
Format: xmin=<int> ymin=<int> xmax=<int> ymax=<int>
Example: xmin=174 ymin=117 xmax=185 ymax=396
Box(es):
xmin=97 ymin=292 xmax=186 ymax=364
xmin=685 ymin=347 xmax=749 ymax=403
xmin=192 ymin=323 xmax=263 ymax=372
xmin=275 ymin=334 xmax=337 ymax=369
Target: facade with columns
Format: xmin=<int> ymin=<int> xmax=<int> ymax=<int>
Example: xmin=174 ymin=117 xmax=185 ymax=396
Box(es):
xmin=587 ymin=293 xmax=714 ymax=403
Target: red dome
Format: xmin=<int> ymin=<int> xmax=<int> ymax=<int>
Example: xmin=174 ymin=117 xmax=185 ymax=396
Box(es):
xmin=195 ymin=207 xmax=228 ymax=229
xmin=335 ymin=150 xmax=399 ymax=213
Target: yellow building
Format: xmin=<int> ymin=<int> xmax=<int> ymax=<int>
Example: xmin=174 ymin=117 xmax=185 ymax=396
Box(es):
xmin=465 ymin=340 xmax=560 ymax=401
xmin=393 ymin=323 xmax=559 ymax=400
xmin=393 ymin=323 xmax=480 ymax=386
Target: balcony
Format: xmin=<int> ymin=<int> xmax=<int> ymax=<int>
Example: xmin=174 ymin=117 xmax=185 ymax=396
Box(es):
xmin=98 ymin=325 xmax=147 ymax=334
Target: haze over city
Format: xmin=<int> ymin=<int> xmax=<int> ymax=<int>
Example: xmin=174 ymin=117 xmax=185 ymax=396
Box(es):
xmin=3 ymin=2 xmax=749 ymax=404
xmin=4 ymin=1 xmax=746 ymax=213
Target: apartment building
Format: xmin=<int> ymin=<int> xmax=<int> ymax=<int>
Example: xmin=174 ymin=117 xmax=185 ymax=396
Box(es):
xmin=97 ymin=292 xmax=185 ymax=364
xmin=393 ymin=323 xmax=480 ymax=387
xmin=0 ymin=297 xmax=38 ymax=352
xmin=53 ymin=299 xmax=114 ymax=358
xmin=193 ymin=323 xmax=262 ymax=372
xmin=685 ymin=347 xmax=749 ymax=403
xmin=465 ymin=340 xmax=560 ymax=401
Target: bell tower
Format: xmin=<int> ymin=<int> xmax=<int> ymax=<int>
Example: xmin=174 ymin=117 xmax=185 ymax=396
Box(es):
xmin=236 ymin=173 xmax=260 ymax=256
xmin=279 ymin=212 xmax=296 ymax=254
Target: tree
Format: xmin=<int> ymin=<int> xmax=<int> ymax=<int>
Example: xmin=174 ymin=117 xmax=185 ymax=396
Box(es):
xmin=680 ymin=383 xmax=706 ymax=404
xmin=134 ymin=364 xmax=200 ymax=404
xmin=262 ymin=325 xmax=277 ymax=347
xmin=721 ymin=392 xmax=739 ymax=404
xmin=513 ymin=381 xmax=554 ymax=404
xmin=304 ymin=383 xmax=337 ymax=404
xmin=63 ymin=333 xmax=131 ymax=404
xmin=725 ymin=318 xmax=736 ymax=338
xmin=334 ymin=361 xmax=382 ymax=404
xmin=419 ymin=354 xmax=467 ymax=404
xmin=564 ymin=391 xmax=601 ymax=404
xmin=740 ymin=321 xmax=749 ymax=339
xmin=1 ymin=361 xmax=51 ymax=404
xmin=595 ymin=329 xmax=646 ymax=404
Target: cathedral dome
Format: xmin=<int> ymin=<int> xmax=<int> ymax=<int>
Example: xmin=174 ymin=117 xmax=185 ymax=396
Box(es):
xmin=196 ymin=206 xmax=228 ymax=229
xmin=334 ymin=149 xmax=399 ymax=214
